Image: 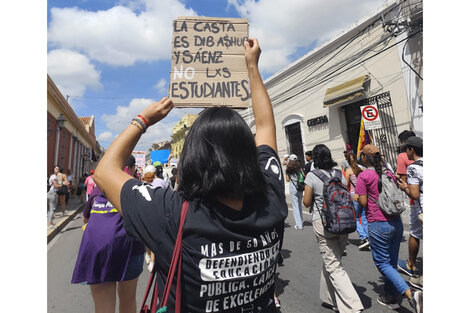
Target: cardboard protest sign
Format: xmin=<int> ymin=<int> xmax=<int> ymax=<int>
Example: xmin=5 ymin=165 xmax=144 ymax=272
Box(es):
xmin=170 ymin=17 xmax=250 ymax=108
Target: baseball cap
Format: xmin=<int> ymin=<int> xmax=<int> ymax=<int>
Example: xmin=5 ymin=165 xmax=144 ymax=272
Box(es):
xmin=400 ymin=136 xmax=423 ymax=149
xmin=143 ymin=165 xmax=156 ymax=174
xmin=288 ymin=154 xmax=298 ymax=161
xmin=90 ymin=169 xmax=94 ymax=175
xmin=153 ymin=161 xmax=162 ymax=167
xmin=360 ymin=144 xmax=380 ymax=156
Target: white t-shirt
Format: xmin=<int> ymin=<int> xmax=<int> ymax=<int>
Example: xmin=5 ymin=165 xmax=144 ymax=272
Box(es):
xmin=49 ymin=174 xmax=58 ymax=192
xmin=407 ymin=158 xmax=423 ymax=212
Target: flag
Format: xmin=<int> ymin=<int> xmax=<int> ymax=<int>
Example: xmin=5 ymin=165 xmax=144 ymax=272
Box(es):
xmin=357 ymin=118 xmax=372 ymax=158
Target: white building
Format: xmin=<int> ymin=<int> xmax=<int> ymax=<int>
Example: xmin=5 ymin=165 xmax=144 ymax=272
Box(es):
xmin=242 ymin=0 xmax=422 ymax=169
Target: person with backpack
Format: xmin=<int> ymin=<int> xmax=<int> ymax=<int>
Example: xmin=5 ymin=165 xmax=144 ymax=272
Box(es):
xmin=285 ymin=154 xmax=305 ymax=230
xmin=303 ymin=144 xmax=363 ymax=313
xmin=355 ymin=144 xmax=422 ymax=313
xmin=396 ymin=136 xmax=423 ymax=289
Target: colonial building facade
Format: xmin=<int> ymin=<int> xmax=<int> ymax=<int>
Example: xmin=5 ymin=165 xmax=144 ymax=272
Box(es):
xmin=47 ymin=75 xmax=103 ymax=184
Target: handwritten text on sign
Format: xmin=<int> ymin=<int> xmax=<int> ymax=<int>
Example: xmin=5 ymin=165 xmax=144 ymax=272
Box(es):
xmin=170 ymin=17 xmax=250 ymax=108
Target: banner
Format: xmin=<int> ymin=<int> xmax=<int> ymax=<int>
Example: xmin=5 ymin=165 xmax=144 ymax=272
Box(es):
xmin=150 ymin=149 xmax=171 ymax=165
xmin=170 ymin=16 xmax=250 ymax=108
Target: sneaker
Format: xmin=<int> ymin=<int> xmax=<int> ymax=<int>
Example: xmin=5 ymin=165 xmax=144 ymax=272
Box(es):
xmin=358 ymin=238 xmax=370 ymax=250
xmin=409 ymin=276 xmax=423 ymax=291
xmin=398 ymin=259 xmax=415 ymax=276
xmin=48 ymin=224 xmax=57 ymax=229
xmin=408 ymin=290 xmax=423 ymax=313
xmin=294 ymin=225 xmax=303 ymax=230
xmin=274 ymin=296 xmax=281 ymax=308
xmin=377 ymin=295 xmax=400 ymax=310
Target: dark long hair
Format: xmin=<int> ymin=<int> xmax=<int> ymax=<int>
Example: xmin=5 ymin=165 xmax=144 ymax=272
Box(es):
xmin=312 ymin=144 xmax=337 ymax=170
xmin=178 ymin=107 xmax=265 ymax=200
xmin=363 ymin=153 xmax=383 ymax=192
xmin=346 ymin=152 xmax=363 ymax=177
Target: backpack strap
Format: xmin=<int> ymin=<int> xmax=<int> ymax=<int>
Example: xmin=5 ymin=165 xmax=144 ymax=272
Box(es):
xmin=312 ymin=169 xmax=330 ymax=183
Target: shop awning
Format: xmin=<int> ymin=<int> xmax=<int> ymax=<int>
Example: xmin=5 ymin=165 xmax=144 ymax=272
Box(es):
xmin=323 ymin=75 xmax=369 ymax=108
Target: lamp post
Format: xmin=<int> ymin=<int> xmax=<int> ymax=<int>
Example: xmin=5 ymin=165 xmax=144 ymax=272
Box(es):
xmin=53 ymin=114 xmax=67 ymax=166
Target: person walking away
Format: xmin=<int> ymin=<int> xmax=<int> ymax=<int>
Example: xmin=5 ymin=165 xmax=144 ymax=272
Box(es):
xmin=396 ymin=136 xmax=423 ymax=290
xmin=57 ymin=168 xmax=69 ymax=216
xmin=303 ymin=144 xmax=364 ymax=313
xmin=355 ymin=144 xmax=422 ymax=312
xmin=153 ymin=161 xmax=172 ymax=189
xmin=66 ymin=169 xmax=74 ymax=202
xmin=396 ymin=130 xmax=416 ymax=183
xmin=344 ymin=152 xmax=369 ymax=250
xmin=285 ymin=154 xmax=305 ymax=230
xmin=76 ymin=173 xmax=87 ymax=203
xmin=71 ymin=185 xmax=145 ymax=313
xmin=47 ymin=165 xmax=61 ymax=228
xmin=141 ymin=164 xmax=158 ymax=272
xmin=93 ymin=38 xmax=288 ymax=312
xmin=170 ymin=167 xmax=178 ymax=190
xmin=84 ymin=170 xmax=96 ymax=202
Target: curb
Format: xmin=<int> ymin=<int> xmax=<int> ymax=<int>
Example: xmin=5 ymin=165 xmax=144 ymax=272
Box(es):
xmin=47 ymin=202 xmax=86 ymax=244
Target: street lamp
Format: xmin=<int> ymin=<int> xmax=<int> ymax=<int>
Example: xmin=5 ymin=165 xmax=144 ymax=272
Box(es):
xmin=56 ymin=114 xmax=66 ymax=131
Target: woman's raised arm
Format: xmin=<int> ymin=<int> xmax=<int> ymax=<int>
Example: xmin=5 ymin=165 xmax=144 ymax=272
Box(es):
xmin=94 ymin=97 xmax=174 ymax=214
xmin=244 ymin=38 xmax=277 ymax=151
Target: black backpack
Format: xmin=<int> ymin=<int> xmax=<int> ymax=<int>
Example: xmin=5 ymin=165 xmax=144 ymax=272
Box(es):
xmin=312 ymin=169 xmax=356 ymax=234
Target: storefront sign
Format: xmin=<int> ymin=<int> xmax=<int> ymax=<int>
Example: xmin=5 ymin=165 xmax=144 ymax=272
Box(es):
xmin=307 ymin=115 xmax=328 ymax=127
xmin=360 ymin=104 xmax=382 ymax=130
xmin=170 ymin=16 xmax=250 ymax=108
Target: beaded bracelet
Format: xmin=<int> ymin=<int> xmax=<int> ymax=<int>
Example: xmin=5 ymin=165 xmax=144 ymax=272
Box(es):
xmin=131 ymin=119 xmax=146 ymax=133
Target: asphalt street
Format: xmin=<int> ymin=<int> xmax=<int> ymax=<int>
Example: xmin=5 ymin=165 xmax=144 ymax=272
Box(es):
xmin=48 ymin=204 xmax=422 ymax=313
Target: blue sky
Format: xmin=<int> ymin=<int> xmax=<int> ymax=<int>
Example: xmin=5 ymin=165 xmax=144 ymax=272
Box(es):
xmin=47 ymin=0 xmax=391 ymax=150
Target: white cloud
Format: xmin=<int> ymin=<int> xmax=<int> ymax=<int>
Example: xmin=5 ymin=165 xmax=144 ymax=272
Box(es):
xmin=97 ymin=131 xmax=113 ymax=142
xmin=48 ymin=0 xmax=196 ymax=66
xmin=228 ymin=0 xmax=390 ymax=74
xmin=47 ymin=49 xmax=102 ymax=97
xmin=101 ymin=97 xmax=202 ymax=150
xmin=153 ymin=78 xmax=167 ymax=94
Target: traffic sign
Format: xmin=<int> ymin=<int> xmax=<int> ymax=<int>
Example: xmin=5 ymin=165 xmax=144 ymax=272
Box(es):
xmin=360 ymin=104 xmax=382 ymax=130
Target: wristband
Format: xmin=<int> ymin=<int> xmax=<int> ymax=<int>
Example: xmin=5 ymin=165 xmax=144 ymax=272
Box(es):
xmin=130 ymin=120 xmax=146 ymax=133
xmin=137 ymin=114 xmax=149 ymax=127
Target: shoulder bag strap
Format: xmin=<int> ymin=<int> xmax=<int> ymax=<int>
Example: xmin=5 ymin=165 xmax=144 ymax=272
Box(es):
xmin=158 ymin=200 xmax=189 ymax=313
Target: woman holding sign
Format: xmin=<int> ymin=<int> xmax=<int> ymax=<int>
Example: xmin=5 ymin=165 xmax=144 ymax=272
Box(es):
xmin=94 ymin=39 xmax=287 ymax=313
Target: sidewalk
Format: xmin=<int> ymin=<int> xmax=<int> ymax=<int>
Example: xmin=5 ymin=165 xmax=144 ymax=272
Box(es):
xmin=47 ymin=195 xmax=86 ymax=243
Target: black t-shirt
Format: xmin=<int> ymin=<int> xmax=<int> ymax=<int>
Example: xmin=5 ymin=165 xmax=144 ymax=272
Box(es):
xmin=121 ymin=145 xmax=287 ymax=313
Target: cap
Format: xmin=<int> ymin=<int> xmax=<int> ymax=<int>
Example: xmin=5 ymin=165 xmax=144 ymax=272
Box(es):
xmin=90 ymin=169 xmax=94 ymax=175
xmin=400 ymin=136 xmax=423 ymax=148
xmin=143 ymin=165 xmax=156 ymax=175
xmin=288 ymin=154 xmax=298 ymax=161
xmin=360 ymin=144 xmax=380 ymax=156
xmin=284 ymin=154 xmax=290 ymax=159
xmin=153 ymin=161 xmax=162 ymax=167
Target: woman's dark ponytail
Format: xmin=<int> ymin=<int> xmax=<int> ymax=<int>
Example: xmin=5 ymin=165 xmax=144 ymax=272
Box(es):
xmin=366 ymin=154 xmax=383 ymax=192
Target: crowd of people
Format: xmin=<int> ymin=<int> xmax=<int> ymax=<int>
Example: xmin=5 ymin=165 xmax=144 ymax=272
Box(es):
xmin=281 ymin=129 xmax=423 ymax=313
xmin=47 ymin=38 xmax=423 ymax=313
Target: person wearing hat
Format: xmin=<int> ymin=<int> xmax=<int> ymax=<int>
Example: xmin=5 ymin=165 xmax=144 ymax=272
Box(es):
xmin=355 ymin=144 xmax=422 ymax=312
xmin=396 ymin=136 xmax=423 ymax=290
xmin=285 ymin=154 xmax=304 ymax=230
xmin=84 ymin=169 xmax=96 ymax=202
xmin=153 ymin=161 xmax=170 ymax=189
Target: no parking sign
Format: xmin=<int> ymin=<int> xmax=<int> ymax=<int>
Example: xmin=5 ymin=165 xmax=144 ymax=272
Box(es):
xmin=360 ymin=104 xmax=382 ymax=130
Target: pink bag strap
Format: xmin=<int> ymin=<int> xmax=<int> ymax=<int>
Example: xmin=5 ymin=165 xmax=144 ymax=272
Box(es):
xmin=159 ymin=200 xmax=188 ymax=312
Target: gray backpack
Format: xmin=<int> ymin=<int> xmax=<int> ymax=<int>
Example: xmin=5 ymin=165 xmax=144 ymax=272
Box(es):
xmin=312 ymin=169 xmax=356 ymax=234
xmin=369 ymin=169 xmax=406 ymax=216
